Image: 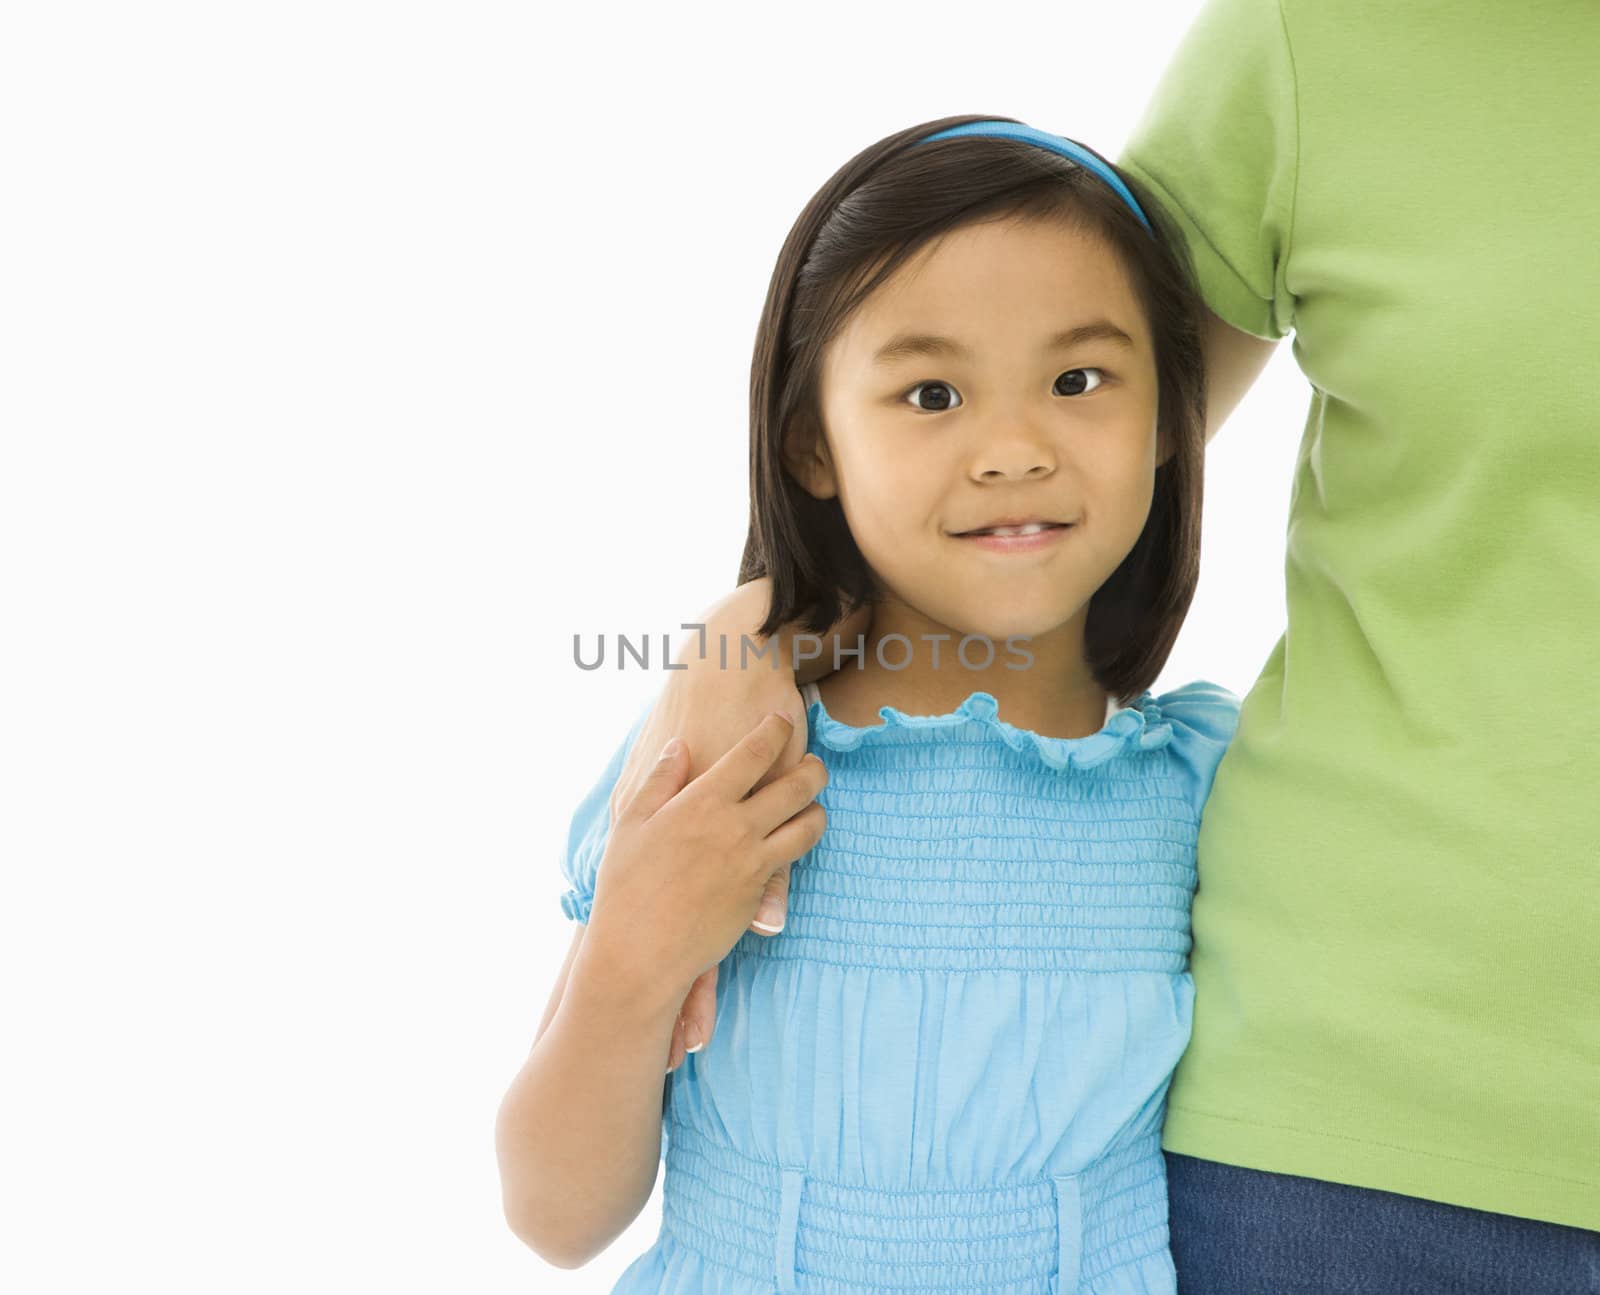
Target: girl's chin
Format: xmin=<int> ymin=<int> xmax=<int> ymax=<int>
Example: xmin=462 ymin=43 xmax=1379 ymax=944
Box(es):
xmin=914 ymin=616 xmax=1084 ymax=649
xmin=941 ymin=600 xmax=1089 ymax=642
xmin=870 ymin=584 xmax=1089 ymax=648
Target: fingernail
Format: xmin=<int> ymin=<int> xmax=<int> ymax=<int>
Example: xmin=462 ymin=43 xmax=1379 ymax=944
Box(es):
xmin=666 ymin=1019 xmax=683 ymax=1073
xmin=752 ymin=900 xmax=786 ymax=934
xmin=684 ymin=1025 xmax=703 ymax=1054
xmin=659 ymin=738 xmax=681 ymax=760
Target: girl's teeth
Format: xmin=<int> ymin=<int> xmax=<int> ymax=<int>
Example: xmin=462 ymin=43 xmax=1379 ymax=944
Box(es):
xmin=980 ymin=523 xmax=1050 ymax=536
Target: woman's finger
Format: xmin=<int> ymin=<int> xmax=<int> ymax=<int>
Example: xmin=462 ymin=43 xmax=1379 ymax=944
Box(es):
xmin=679 ymin=965 xmax=718 ymax=1053
xmin=618 ymin=735 xmax=692 ymax=824
xmin=750 ymin=862 xmax=791 ymax=935
xmin=699 ymin=711 xmax=798 ymax=802
xmin=757 ymin=801 xmax=827 ymax=877
xmin=665 ymin=1015 xmax=686 ymax=1074
xmin=743 ymin=752 xmax=827 ymax=836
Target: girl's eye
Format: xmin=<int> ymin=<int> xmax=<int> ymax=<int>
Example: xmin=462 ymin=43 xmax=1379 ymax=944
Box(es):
xmin=904 ymin=381 xmax=962 ymax=412
xmin=1054 ymin=368 xmax=1105 ymax=397
xmin=904 ymin=370 xmax=1105 ymax=411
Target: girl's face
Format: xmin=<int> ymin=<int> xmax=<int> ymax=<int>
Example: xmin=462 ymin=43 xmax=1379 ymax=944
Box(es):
xmin=788 ymin=214 xmax=1162 ymax=647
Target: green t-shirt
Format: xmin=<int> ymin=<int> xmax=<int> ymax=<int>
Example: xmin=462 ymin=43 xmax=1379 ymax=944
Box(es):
xmin=1119 ymin=0 xmax=1599 ymax=1231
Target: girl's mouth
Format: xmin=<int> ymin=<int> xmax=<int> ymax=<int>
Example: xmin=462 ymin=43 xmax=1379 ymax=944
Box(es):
xmin=951 ymin=522 xmax=1073 ymax=553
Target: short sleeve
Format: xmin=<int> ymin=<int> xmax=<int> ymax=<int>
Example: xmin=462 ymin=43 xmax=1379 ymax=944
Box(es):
xmin=558 ymin=701 xmax=654 ymax=924
xmin=1157 ymin=680 xmax=1242 ymax=820
xmin=1117 ymin=0 xmax=1299 ymax=339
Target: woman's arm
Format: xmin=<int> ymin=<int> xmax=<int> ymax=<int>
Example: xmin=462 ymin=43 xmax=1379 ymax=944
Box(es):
xmin=1201 ymin=306 xmax=1279 ymax=444
xmin=610 ymin=577 xmax=872 ymax=1072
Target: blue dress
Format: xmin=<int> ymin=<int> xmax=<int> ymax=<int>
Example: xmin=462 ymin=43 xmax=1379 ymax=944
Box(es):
xmin=559 ymin=679 xmax=1240 ymax=1295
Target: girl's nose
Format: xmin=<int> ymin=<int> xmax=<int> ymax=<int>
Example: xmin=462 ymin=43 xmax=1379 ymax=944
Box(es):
xmin=970 ymin=418 xmax=1058 ymax=482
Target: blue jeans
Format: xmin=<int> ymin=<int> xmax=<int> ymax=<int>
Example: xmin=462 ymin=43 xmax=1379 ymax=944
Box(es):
xmin=1165 ymin=1152 xmax=1600 ymax=1294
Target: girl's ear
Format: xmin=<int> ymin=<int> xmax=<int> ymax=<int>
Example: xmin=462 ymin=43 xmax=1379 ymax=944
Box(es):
xmin=782 ymin=415 xmax=839 ymax=500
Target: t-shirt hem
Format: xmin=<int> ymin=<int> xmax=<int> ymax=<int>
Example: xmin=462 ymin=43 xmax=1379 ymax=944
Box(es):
xmin=1161 ymin=1104 xmax=1599 ymax=1233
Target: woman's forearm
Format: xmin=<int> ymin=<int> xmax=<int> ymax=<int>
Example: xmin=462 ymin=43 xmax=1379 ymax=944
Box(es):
xmin=495 ymin=936 xmax=686 ymax=1268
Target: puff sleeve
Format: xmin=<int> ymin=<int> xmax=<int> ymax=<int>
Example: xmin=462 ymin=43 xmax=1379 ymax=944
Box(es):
xmin=1117 ymin=0 xmax=1300 ymax=340
xmin=558 ymin=701 xmax=654 ymax=924
xmin=1156 ymin=679 xmax=1242 ymax=822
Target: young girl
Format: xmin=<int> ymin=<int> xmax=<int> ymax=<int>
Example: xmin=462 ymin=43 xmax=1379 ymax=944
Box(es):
xmin=497 ymin=115 xmax=1240 ymax=1294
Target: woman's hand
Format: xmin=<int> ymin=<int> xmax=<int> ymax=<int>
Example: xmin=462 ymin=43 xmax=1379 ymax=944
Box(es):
xmin=581 ymin=712 xmax=829 ymax=1040
xmin=611 ymin=583 xmax=812 ymax=909
xmin=608 ymin=576 xmax=872 ymax=1070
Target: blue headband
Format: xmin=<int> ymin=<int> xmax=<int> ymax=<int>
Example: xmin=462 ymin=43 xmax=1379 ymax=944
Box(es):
xmin=915 ymin=121 xmax=1154 ymax=236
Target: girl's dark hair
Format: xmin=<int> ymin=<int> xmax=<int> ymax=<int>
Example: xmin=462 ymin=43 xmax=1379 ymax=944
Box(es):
xmin=736 ymin=114 xmax=1207 ymax=703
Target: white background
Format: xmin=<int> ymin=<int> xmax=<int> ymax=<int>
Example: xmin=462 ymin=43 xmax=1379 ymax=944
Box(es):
xmin=2 ymin=2 xmax=1310 ymax=1290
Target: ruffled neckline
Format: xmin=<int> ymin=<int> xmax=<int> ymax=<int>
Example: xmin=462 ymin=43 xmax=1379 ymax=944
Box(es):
xmin=803 ymin=685 xmax=1174 ymax=773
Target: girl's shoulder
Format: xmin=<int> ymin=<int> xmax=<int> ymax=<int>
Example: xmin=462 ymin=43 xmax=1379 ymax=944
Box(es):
xmin=1148 ymin=678 xmax=1242 ymax=745
xmin=557 ymin=697 xmax=655 ymax=924
xmin=1145 ymin=679 xmax=1242 ymax=818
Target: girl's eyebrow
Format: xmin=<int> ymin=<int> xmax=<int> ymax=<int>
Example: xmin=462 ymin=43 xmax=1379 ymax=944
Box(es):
xmin=872 ymin=320 xmax=1135 ymax=367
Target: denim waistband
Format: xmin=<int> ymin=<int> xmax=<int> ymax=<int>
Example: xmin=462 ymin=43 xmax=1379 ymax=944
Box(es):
xmin=661 ymin=1120 xmax=1170 ymax=1295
